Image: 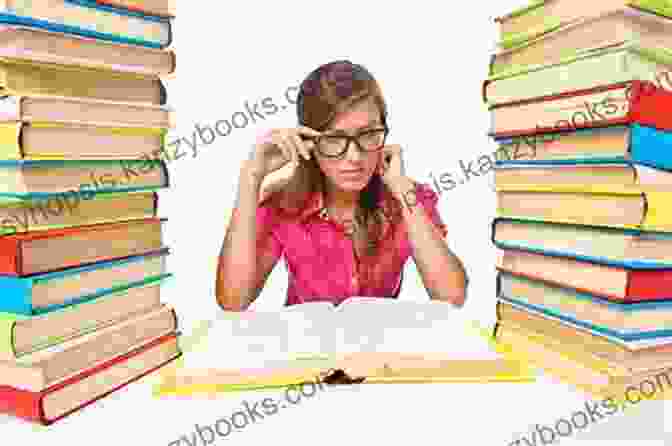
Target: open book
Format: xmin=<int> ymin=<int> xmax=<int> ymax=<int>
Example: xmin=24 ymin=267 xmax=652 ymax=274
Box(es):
xmin=158 ymin=298 xmax=534 ymax=395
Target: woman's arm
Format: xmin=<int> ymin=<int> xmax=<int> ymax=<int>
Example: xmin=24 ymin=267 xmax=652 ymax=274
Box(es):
xmin=216 ymin=127 xmax=319 ymax=311
xmin=215 ymin=163 xmax=280 ymax=311
xmin=378 ymin=145 xmax=468 ymax=306
xmin=394 ymin=177 xmax=469 ymax=306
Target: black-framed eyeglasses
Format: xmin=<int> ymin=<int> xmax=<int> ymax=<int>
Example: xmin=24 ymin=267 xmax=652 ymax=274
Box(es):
xmin=304 ymin=126 xmax=389 ymax=158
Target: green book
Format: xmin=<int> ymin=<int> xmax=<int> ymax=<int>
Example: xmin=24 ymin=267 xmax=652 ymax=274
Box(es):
xmin=485 ymin=45 xmax=672 ymax=106
xmin=490 ymin=4 xmax=672 ymax=78
xmin=495 ymin=0 xmax=672 ymax=50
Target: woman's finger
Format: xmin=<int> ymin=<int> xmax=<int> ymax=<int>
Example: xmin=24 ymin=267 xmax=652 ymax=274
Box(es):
xmin=303 ymin=139 xmax=316 ymax=153
xmin=283 ymin=133 xmax=303 ymax=164
xmin=297 ymin=126 xmax=321 ymax=137
xmin=281 ymin=137 xmax=298 ymax=165
xmin=272 ymin=133 xmax=295 ymax=165
xmin=290 ymin=133 xmax=310 ymax=160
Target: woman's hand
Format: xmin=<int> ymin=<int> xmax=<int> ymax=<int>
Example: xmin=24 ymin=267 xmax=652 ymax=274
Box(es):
xmin=378 ymin=144 xmax=412 ymax=195
xmin=244 ymin=126 xmax=321 ymax=180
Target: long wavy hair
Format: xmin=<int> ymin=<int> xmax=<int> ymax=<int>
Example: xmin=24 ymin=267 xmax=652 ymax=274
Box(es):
xmin=262 ymin=60 xmax=403 ymax=258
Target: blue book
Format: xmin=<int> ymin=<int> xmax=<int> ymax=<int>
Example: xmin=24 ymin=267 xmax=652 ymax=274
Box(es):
xmin=0 ymin=0 xmax=172 ymax=48
xmin=494 ymin=124 xmax=672 ymax=171
xmin=0 ymin=249 xmax=170 ymax=315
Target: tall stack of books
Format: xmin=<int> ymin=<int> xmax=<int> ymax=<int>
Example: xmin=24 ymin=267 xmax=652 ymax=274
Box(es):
xmin=485 ymin=0 xmax=672 ymax=398
xmin=0 ymin=0 xmax=181 ymax=425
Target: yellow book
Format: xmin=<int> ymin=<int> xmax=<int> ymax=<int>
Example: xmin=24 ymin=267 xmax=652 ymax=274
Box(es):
xmin=153 ymin=299 xmax=536 ymax=397
xmin=496 ymin=183 xmax=672 ymax=232
xmin=0 ymin=58 xmax=165 ymax=105
xmin=0 ymin=122 xmax=166 ymax=160
xmin=0 ymin=191 xmax=157 ymax=235
xmin=495 ymin=321 xmax=672 ymax=403
xmin=155 ymin=356 xmax=533 ymax=396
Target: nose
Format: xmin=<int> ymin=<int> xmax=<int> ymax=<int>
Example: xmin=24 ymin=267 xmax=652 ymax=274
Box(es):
xmin=343 ymin=139 xmax=364 ymax=163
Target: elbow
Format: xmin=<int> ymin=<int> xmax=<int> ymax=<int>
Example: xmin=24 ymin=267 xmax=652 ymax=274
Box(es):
xmin=215 ymin=277 xmax=251 ymax=312
xmin=216 ymin=293 xmax=248 ymax=312
xmin=431 ymin=274 xmax=468 ymax=308
xmin=432 ymin=287 xmax=466 ymax=308
xmin=452 ymin=273 xmax=469 ymax=308
xmin=449 ymin=267 xmax=469 ymax=308
xmin=450 ymin=287 xmax=467 ymax=308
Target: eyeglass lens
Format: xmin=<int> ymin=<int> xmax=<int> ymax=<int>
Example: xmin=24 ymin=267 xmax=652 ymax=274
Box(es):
xmin=317 ymin=129 xmax=386 ymax=157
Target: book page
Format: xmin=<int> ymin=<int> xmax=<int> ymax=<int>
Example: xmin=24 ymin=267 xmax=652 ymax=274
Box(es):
xmin=334 ymin=298 xmax=499 ymax=362
xmin=185 ymin=302 xmax=337 ymax=373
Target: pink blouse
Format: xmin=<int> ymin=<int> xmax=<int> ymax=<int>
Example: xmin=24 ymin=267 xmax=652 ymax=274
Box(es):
xmin=253 ymin=183 xmax=447 ymax=306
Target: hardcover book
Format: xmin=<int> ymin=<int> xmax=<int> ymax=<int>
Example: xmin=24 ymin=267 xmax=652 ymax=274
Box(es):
xmin=0 ymin=332 xmax=180 ymax=425
xmin=0 ymin=0 xmax=173 ymax=48
xmin=158 ymin=298 xmax=534 ymax=395
xmin=497 ymin=248 xmax=672 ymax=302
xmin=493 ymin=5 xmax=672 ymax=69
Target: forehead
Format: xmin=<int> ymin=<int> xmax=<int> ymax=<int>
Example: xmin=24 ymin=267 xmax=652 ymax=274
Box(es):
xmin=329 ymin=98 xmax=380 ymax=131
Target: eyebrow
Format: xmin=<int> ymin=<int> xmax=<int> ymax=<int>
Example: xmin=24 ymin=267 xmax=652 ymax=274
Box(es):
xmin=323 ymin=121 xmax=383 ymax=136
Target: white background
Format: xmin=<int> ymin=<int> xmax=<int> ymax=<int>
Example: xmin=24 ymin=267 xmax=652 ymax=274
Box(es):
xmin=4 ymin=0 xmax=672 ymax=444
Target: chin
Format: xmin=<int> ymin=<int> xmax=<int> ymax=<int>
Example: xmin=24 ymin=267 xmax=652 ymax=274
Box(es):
xmin=336 ymin=175 xmax=373 ymax=192
xmin=338 ymin=183 xmax=367 ymax=192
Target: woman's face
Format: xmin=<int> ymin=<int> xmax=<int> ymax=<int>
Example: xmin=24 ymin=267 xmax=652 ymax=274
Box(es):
xmin=314 ymin=98 xmax=384 ymax=193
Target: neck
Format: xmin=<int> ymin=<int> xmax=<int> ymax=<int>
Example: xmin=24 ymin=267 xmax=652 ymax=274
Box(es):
xmin=324 ymin=183 xmax=359 ymax=212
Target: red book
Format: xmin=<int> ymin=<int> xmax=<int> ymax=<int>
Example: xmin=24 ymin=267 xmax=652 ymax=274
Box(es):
xmin=0 ymin=332 xmax=180 ymax=425
xmin=0 ymin=217 xmax=166 ymax=276
xmin=497 ymin=248 xmax=672 ymax=303
xmin=489 ymin=81 xmax=672 ymax=138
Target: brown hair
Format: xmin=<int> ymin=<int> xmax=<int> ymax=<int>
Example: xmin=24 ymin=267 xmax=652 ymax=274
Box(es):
xmin=266 ymin=60 xmax=402 ymax=257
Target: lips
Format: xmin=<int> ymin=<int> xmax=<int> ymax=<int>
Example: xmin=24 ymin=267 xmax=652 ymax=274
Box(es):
xmin=340 ymin=169 xmax=365 ymax=175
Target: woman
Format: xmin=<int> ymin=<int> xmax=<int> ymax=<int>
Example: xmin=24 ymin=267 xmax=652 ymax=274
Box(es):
xmin=216 ymin=60 xmax=468 ymax=310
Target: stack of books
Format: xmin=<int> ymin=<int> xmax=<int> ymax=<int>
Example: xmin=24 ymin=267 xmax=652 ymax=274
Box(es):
xmin=0 ymin=0 xmax=181 ymax=425
xmin=485 ymin=0 xmax=672 ymax=398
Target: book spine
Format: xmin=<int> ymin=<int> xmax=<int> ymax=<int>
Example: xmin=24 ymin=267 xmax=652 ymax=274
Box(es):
xmin=629 ymin=80 xmax=672 ymax=131
xmin=0 ymin=275 xmax=33 ymax=315
xmin=641 ymin=190 xmax=672 ymax=232
xmin=0 ymin=122 xmax=22 ymax=159
xmin=0 ymin=236 xmax=21 ymax=276
xmin=627 ymin=269 xmax=672 ymax=301
xmin=630 ymin=124 xmax=672 ymax=170
xmin=0 ymin=317 xmax=17 ymax=360
xmin=0 ymin=384 xmax=44 ymax=424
